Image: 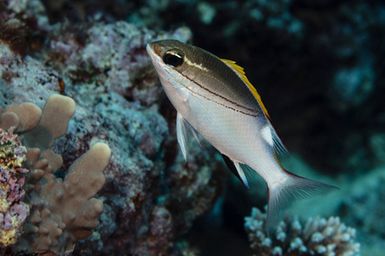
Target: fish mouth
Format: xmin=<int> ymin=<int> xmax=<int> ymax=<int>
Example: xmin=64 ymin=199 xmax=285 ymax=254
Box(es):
xmin=146 ymin=42 xmax=162 ymax=60
xmin=146 ymin=43 xmax=155 ymax=58
xmin=146 ymin=42 xmax=166 ymax=75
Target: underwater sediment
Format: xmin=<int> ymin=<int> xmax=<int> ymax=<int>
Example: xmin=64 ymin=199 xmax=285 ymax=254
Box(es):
xmin=1 ymin=0 xmax=384 ymax=255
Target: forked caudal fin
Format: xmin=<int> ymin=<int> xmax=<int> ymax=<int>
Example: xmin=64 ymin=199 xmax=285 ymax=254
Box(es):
xmin=266 ymin=170 xmax=337 ymax=233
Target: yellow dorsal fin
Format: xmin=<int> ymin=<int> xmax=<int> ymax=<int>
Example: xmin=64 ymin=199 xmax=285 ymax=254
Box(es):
xmin=221 ymin=59 xmax=270 ymax=118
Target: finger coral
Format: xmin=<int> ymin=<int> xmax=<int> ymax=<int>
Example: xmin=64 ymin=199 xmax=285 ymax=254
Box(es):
xmin=0 ymin=128 xmax=29 ymax=247
xmin=244 ymin=207 xmax=360 ymax=256
xmin=0 ymin=95 xmax=110 ymax=254
xmin=1 ymin=2 xmax=223 ymax=254
xmin=20 ymin=142 xmax=110 ymax=254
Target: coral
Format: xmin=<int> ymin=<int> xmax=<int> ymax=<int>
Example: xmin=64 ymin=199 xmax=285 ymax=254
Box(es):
xmin=4 ymin=0 xmax=385 ymax=175
xmin=3 ymin=0 xmax=384 ymax=254
xmin=0 ymin=128 xmax=29 ymax=247
xmin=0 ymin=4 xmax=223 ymax=254
xmin=244 ymin=207 xmax=360 ymax=256
xmin=0 ymin=95 xmax=110 ymax=254
xmin=46 ymin=22 xmax=191 ymax=107
xmin=20 ymin=142 xmax=110 ymax=254
xmin=0 ymin=0 xmax=48 ymax=56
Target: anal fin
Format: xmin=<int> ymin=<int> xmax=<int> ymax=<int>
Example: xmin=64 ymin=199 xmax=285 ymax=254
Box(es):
xmin=222 ymin=154 xmax=249 ymax=188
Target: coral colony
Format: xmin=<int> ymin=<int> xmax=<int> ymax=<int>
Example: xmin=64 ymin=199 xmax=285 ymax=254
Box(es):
xmin=0 ymin=95 xmax=110 ymax=254
xmin=244 ymin=208 xmax=360 ymax=256
xmin=2 ymin=0 xmax=385 ymax=255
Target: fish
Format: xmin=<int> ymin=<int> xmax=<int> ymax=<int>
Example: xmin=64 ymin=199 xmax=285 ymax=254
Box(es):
xmin=146 ymin=39 xmax=336 ymax=230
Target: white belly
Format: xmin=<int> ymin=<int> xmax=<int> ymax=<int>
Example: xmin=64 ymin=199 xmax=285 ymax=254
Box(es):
xmin=162 ymin=76 xmax=260 ymax=161
xmin=188 ymin=94 xmax=262 ymax=162
xmin=160 ymin=74 xmax=284 ymax=183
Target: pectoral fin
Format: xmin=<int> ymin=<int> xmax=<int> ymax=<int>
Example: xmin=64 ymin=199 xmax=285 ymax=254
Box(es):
xmin=176 ymin=113 xmax=200 ymax=161
xmin=222 ymin=154 xmax=249 ymax=188
xmin=261 ymin=124 xmax=288 ymax=156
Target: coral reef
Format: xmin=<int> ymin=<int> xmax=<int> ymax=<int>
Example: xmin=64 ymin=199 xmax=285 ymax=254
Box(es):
xmin=20 ymin=143 xmax=110 ymax=254
xmin=244 ymin=207 xmax=360 ymax=256
xmin=4 ymin=0 xmax=384 ymax=174
xmin=2 ymin=0 xmax=384 ymax=255
xmin=1 ymin=1 xmax=224 ymax=254
xmin=0 ymin=128 xmax=29 ymax=246
xmin=0 ymin=95 xmax=110 ymax=254
xmin=282 ymin=160 xmax=385 ymax=256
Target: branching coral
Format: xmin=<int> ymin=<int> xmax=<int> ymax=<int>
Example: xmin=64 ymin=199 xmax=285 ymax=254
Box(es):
xmin=0 ymin=128 xmax=29 ymax=246
xmin=244 ymin=207 xmax=360 ymax=256
xmin=0 ymin=95 xmax=110 ymax=254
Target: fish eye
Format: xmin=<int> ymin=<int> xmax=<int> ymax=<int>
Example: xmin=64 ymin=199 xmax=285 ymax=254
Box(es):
xmin=163 ymin=49 xmax=184 ymax=67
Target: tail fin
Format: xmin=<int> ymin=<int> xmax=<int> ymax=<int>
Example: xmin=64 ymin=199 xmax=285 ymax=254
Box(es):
xmin=266 ymin=170 xmax=337 ymax=232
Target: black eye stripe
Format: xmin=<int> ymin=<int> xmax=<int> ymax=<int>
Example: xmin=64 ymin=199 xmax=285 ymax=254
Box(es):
xmin=163 ymin=50 xmax=184 ymax=67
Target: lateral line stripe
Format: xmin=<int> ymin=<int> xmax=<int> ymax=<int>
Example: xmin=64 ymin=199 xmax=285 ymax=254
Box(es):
xmin=176 ymin=71 xmax=259 ymax=115
xmin=176 ymin=73 xmax=259 ymax=117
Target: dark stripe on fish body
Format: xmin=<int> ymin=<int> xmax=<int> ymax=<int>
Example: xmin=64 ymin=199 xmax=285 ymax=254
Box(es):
xmin=150 ymin=40 xmax=265 ymax=116
xmin=176 ymin=74 xmax=259 ymax=117
xmin=180 ymin=44 xmax=264 ymax=114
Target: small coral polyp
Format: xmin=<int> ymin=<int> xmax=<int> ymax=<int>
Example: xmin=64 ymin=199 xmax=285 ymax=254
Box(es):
xmin=0 ymin=128 xmax=29 ymax=247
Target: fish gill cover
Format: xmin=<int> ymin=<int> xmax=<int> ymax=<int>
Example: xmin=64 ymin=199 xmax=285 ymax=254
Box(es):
xmin=0 ymin=0 xmax=384 ymax=255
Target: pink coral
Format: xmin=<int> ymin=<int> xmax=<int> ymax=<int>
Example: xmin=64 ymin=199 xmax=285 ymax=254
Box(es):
xmin=0 ymin=128 xmax=29 ymax=247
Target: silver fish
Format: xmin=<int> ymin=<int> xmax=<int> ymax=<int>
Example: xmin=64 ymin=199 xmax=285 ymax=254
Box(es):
xmin=147 ymin=39 xmax=335 ymax=230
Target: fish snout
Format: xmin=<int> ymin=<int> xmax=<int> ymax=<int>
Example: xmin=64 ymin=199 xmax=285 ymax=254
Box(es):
xmin=146 ymin=42 xmax=163 ymax=58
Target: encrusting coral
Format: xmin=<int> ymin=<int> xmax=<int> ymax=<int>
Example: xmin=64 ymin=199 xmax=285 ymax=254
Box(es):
xmin=0 ymin=95 xmax=111 ymax=254
xmin=244 ymin=207 xmax=360 ymax=256
xmin=0 ymin=128 xmax=29 ymax=246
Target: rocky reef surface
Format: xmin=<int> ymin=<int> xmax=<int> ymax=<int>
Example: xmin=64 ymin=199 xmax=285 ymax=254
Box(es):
xmin=1 ymin=0 xmax=221 ymax=254
xmin=0 ymin=0 xmax=384 ymax=255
